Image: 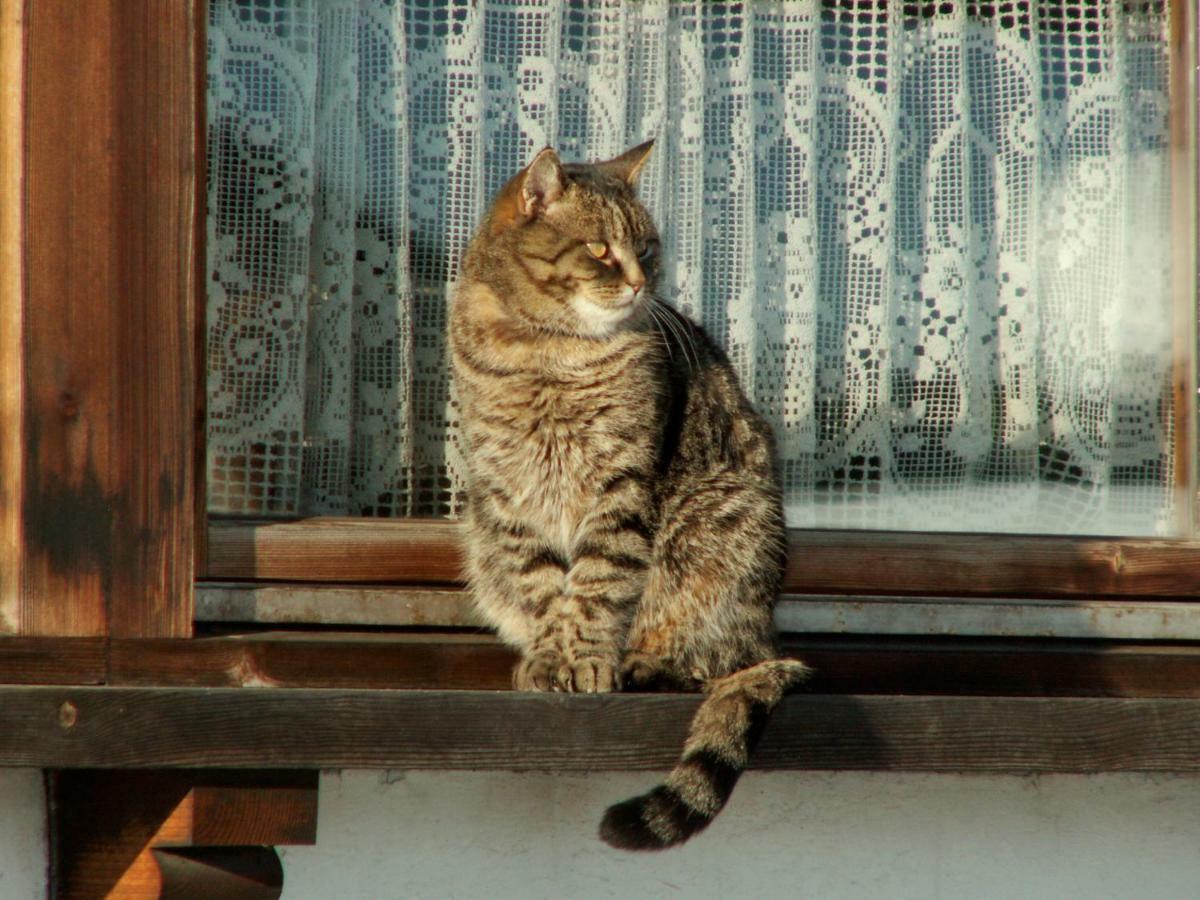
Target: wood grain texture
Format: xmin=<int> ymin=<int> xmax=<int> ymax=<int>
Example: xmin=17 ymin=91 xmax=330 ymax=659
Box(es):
xmin=2 ymin=628 xmax=1198 ymax=698
xmin=0 ymin=637 xmax=105 ymax=685
xmin=195 ymin=583 xmax=482 ymax=628
xmin=783 ymin=530 xmax=1200 ymax=597
xmin=206 ymin=517 xmax=1200 ymax=597
xmin=109 ymin=633 xmax=516 ymax=691
xmin=18 ymin=0 xmax=196 ymax=636
xmin=190 ymin=777 xmax=318 ymax=846
xmin=99 ymin=632 xmax=1200 ymax=698
xmin=51 ymin=770 xmax=314 ymax=899
xmin=205 ymin=518 xmax=465 ymax=583
xmin=0 ymin=0 xmax=23 ymax=633
xmin=11 ymin=687 xmax=1200 ymax=772
xmin=195 ymin=581 xmax=1200 ymax=640
xmin=192 ymin=0 xmax=210 ymax=591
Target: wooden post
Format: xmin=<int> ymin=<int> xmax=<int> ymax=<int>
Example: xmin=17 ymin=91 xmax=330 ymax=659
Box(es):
xmin=1 ymin=0 xmax=198 ymax=636
xmin=50 ymin=770 xmax=318 ymax=899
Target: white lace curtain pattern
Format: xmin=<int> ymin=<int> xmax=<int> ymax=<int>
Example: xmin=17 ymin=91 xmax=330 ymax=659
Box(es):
xmin=206 ymin=0 xmax=1179 ymax=535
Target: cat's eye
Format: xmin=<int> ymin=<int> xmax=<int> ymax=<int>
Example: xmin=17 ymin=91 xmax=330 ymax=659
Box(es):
xmin=585 ymin=241 xmax=609 ymax=259
xmin=636 ymin=239 xmax=659 ymax=261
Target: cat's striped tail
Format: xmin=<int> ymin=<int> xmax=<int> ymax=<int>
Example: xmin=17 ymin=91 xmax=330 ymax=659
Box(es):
xmin=599 ymin=658 xmax=811 ymax=851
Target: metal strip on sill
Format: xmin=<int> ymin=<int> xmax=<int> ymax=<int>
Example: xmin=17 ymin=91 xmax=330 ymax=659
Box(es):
xmin=196 ymin=583 xmax=1200 ymax=641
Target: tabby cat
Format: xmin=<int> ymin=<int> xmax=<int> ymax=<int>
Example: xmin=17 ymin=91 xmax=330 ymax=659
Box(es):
xmin=449 ymin=140 xmax=809 ymax=850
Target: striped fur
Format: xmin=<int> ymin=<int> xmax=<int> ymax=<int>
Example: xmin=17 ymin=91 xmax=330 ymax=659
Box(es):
xmin=450 ymin=143 xmax=808 ymax=847
xmin=600 ymin=659 xmax=810 ymax=850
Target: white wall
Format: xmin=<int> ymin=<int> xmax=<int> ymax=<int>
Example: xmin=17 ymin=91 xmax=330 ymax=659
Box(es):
xmin=280 ymin=770 xmax=1200 ymax=900
xmin=4 ymin=768 xmax=1199 ymax=898
xmin=0 ymin=769 xmax=45 ymax=899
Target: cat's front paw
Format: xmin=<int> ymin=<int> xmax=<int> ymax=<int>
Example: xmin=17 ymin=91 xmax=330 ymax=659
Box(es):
xmin=513 ymin=652 xmax=563 ymax=691
xmin=620 ymin=651 xmax=691 ymax=691
xmin=556 ymin=655 xmax=619 ymax=693
xmin=620 ymin=651 xmax=668 ymax=690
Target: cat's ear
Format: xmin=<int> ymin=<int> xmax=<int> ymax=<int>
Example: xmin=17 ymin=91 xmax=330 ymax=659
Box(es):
xmin=519 ymin=147 xmax=566 ymax=216
xmin=598 ymin=139 xmax=655 ymax=186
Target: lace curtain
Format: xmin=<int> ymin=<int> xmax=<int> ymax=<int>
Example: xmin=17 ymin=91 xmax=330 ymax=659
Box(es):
xmin=206 ymin=0 xmax=1181 ymax=535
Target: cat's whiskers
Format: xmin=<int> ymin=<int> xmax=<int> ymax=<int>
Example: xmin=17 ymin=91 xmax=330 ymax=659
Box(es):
xmin=644 ymin=301 xmax=675 ymax=365
xmin=649 ymin=295 xmax=700 ymax=373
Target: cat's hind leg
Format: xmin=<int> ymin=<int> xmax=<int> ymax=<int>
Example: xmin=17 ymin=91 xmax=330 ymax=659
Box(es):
xmin=623 ymin=477 xmax=783 ymax=681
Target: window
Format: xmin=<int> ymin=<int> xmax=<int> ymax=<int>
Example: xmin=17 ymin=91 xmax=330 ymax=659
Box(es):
xmin=206 ymin=0 xmax=1193 ymax=541
xmin=197 ymin=0 xmax=1200 ymax=641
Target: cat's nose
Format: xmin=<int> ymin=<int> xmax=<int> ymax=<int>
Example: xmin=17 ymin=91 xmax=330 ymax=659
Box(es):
xmin=626 ymin=266 xmax=646 ymax=294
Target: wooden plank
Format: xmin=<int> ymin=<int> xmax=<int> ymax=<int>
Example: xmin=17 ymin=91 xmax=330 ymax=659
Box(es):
xmin=8 ymin=687 xmax=1200 ymax=772
xmin=204 ymin=518 xmax=1200 ymax=597
xmin=204 ymin=518 xmax=464 ymax=583
xmin=773 ymin=594 xmax=1200 ymax=640
xmin=0 ymin=638 xmax=105 ymax=685
xmin=783 ymin=530 xmax=1200 ymax=597
xmin=107 ymin=0 xmax=198 ymax=637
xmin=103 ymin=632 xmax=1200 ymax=698
xmin=190 ymin=775 xmax=319 ymax=846
xmin=195 ymin=583 xmax=482 ymax=628
xmin=22 ymin=0 xmax=118 ymax=634
xmin=0 ymin=0 xmax=23 ymax=633
xmin=195 ymin=581 xmax=1200 ymax=640
xmin=109 ymin=633 xmax=516 ymax=691
xmin=51 ymin=770 xmax=314 ymax=899
xmin=193 ymin=0 xmax=210 ymax=589
xmin=18 ymin=0 xmax=197 ymax=636
xmin=790 ymin=638 xmax=1200 ymax=700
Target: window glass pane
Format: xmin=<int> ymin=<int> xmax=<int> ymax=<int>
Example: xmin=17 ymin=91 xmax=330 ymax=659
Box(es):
xmin=206 ymin=0 xmax=1192 ymax=535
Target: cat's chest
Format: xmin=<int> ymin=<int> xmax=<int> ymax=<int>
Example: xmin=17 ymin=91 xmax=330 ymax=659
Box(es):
xmin=509 ymin=378 xmax=638 ymax=478
xmin=478 ymin=374 xmax=651 ymax=545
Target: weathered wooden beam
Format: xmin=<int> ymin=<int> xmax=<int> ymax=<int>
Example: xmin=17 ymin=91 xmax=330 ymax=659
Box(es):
xmin=205 ymin=518 xmax=463 ymax=585
xmin=97 ymin=633 xmax=1200 ymax=699
xmin=6 ymin=0 xmax=197 ymax=637
xmin=203 ymin=518 xmax=1200 ymax=598
xmin=0 ymin=0 xmax=24 ymax=634
xmin=0 ymin=632 xmax=1197 ymax=697
xmin=195 ymin=581 xmax=1200 ymax=641
xmin=10 ymin=688 xmax=1200 ymax=772
xmin=785 ymin=531 xmax=1200 ymax=598
xmin=195 ymin=583 xmax=482 ymax=629
xmin=108 ymin=633 xmax=517 ymax=691
xmin=51 ymin=770 xmax=316 ymax=899
xmin=0 ymin=637 xmax=105 ymax=685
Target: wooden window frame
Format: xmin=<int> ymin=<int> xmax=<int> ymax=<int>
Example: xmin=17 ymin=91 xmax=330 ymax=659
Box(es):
xmin=197 ymin=0 xmax=1200 ymax=637
xmin=0 ymin=0 xmax=201 ymax=639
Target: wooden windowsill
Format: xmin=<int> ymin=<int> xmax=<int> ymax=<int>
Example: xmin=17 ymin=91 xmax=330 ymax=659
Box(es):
xmin=4 ymin=631 xmax=1200 ymax=773
xmin=8 ymin=632 xmax=1200 ymax=697
xmin=3 ymin=685 xmax=1200 ymax=773
xmin=204 ymin=517 xmax=1200 ymax=598
xmin=196 ymin=581 xmax=1200 ymax=641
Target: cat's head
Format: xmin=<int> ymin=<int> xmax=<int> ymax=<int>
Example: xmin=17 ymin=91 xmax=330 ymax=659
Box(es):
xmin=475 ymin=141 xmax=659 ymax=338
